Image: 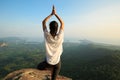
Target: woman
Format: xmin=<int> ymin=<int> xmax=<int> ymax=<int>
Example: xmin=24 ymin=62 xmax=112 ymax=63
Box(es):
xmin=37 ymin=6 xmax=64 ymax=80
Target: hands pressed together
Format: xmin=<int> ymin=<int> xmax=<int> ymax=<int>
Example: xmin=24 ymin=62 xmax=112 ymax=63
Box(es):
xmin=42 ymin=5 xmax=64 ymax=31
xmin=51 ymin=5 xmax=56 ymax=15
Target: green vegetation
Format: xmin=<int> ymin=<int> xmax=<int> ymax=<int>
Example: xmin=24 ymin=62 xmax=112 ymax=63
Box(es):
xmin=0 ymin=38 xmax=120 ymax=80
xmin=61 ymin=43 xmax=120 ymax=80
xmin=0 ymin=42 xmax=45 ymax=79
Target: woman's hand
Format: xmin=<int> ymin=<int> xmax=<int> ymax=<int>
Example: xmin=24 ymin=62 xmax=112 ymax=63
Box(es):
xmin=51 ymin=5 xmax=56 ymax=15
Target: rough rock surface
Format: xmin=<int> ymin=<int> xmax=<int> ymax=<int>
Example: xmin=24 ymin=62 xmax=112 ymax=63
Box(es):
xmin=4 ymin=68 xmax=72 ymax=80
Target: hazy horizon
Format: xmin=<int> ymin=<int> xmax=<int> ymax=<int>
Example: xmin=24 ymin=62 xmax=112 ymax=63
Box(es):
xmin=0 ymin=0 xmax=120 ymax=45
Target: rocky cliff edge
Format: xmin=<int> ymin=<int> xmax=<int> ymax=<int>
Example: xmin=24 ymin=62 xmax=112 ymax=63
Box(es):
xmin=4 ymin=68 xmax=72 ymax=80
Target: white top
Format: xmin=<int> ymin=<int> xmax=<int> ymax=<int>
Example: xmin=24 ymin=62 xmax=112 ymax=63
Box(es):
xmin=44 ymin=29 xmax=64 ymax=65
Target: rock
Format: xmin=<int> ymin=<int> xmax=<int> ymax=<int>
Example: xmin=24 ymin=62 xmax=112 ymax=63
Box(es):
xmin=4 ymin=68 xmax=72 ymax=80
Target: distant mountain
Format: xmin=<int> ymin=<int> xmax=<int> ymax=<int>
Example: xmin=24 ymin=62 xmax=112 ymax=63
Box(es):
xmin=79 ymin=39 xmax=93 ymax=45
xmin=0 ymin=37 xmax=25 ymax=43
xmin=0 ymin=42 xmax=8 ymax=47
xmin=0 ymin=37 xmax=43 ymax=43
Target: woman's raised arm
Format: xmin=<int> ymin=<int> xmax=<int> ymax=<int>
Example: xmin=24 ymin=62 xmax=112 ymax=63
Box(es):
xmin=53 ymin=6 xmax=64 ymax=30
xmin=42 ymin=14 xmax=52 ymax=31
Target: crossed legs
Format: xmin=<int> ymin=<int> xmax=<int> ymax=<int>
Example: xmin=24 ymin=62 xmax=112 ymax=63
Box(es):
xmin=37 ymin=60 xmax=61 ymax=80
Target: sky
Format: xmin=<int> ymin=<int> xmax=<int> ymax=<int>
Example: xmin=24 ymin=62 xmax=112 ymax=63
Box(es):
xmin=0 ymin=0 xmax=120 ymax=45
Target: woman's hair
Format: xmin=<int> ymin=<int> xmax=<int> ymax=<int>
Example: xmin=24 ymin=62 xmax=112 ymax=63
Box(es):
xmin=49 ymin=21 xmax=58 ymax=36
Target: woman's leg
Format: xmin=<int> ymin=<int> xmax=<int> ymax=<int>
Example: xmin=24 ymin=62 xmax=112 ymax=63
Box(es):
xmin=37 ymin=60 xmax=49 ymax=70
xmin=51 ymin=61 xmax=61 ymax=80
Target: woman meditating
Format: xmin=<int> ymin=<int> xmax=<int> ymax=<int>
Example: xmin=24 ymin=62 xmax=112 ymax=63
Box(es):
xmin=37 ymin=6 xmax=64 ymax=80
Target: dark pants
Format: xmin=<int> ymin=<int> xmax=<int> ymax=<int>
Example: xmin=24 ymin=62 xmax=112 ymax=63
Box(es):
xmin=37 ymin=60 xmax=61 ymax=80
